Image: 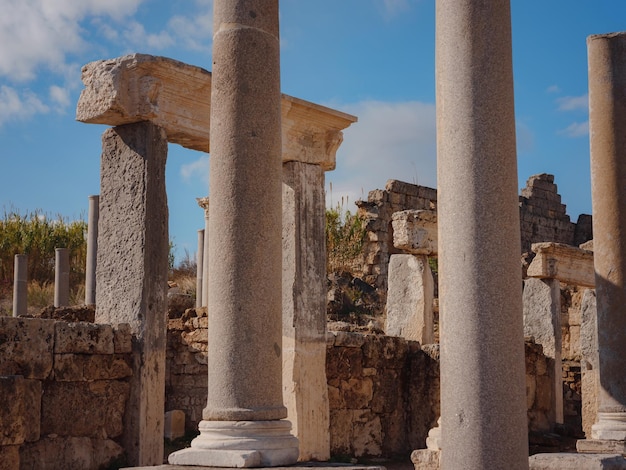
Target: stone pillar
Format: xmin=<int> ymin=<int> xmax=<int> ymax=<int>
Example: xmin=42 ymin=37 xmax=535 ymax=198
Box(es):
xmin=585 ymin=31 xmax=626 ymax=443
xmin=95 ymin=121 xmax=169 ymax=466
xmin=12 ymin=254 xmax=27 ymax=317
xmin=197 ymin=196 xmax=210 ymax=308
xmin=196 ymin=229 xmax=204 ymax=308
xmin=85 ymin=194 xmax=99 ymax=305
xmin=282 ymin=161 xmax=329 ymax=461
xmin=436 ymin=1 xmax=528 ymax=469
xmin=54 ymin=248 xmax=70 ymax=308
xmin=523 ymin=278 xmax=563 ymax=426
xmin=169 ymin=0 xmax=298 ymax=466
xmin=580 ymin=289 xmax=599 ymax=439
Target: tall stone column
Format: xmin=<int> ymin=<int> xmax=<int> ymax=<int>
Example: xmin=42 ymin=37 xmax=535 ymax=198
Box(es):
xmin=586 ymin=31 xmax=626 ymax=443
xmin=169 ymin=0 xmax=298 ymax=467
xmin=95 ymin=121 xmax=169 ymax=466
xmin=85 ymin=194 xmax=99 ymax=305
xmin=436 ymin=1 xmax=528 ymax=469
xmin=197 ymin=196 xmax=210 ymax=308
xmin=54 ymin=248 xmax=70 ymax=307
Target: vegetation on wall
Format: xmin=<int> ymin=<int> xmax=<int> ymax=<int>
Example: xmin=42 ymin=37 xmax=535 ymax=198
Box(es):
xmin=325 ymin=205 xmax=366 ymax=274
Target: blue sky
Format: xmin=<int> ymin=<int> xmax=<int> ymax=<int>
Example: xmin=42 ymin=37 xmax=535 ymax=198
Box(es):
xmin=0 ymin=0 xmax=623 ymax=262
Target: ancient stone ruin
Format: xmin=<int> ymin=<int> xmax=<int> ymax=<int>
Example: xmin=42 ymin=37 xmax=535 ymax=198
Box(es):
xmin=2 ymin=1 xmax=626 ymax=470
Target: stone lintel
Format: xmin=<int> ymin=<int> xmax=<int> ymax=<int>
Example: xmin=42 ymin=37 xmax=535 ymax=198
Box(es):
xmin=391 ymin=210 xmax=438 ymax=255
xmin=577 ymin=439 xmax=626 ymax=455
xmin=77 ymin=54 xmax=357 ymax=169
xmin=527 ymin=242 xmax=595 ymax=287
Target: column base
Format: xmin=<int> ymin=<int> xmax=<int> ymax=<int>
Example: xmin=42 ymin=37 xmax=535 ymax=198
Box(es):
xmin=592 ymin=412 xmax=626 ymax=441
xmin=577 ymin=438 xmax=626 ymax=455
xmin=168 ymin=420 xmax=299 ymax=468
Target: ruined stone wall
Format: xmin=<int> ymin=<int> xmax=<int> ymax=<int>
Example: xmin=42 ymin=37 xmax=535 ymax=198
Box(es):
xmin=355 ymin=175 xmax=592 ymax=296
xmin=165 ymin=317 xmax=556 ymax=459
xmin=0 ymin=316 xmax=132 ymax=470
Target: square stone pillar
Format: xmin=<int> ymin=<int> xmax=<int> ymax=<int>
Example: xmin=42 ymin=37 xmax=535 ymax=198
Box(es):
xmin=282 ymin=161 xmax=330 ymax=461
xmin=95 ymin=121 xmax=169 ymax=466
xmin=523 ymin=277 xmax=563 ymax=426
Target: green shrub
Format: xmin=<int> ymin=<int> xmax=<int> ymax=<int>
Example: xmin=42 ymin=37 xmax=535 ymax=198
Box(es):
xmin=326 ymin=205 xmax=366 ymax=273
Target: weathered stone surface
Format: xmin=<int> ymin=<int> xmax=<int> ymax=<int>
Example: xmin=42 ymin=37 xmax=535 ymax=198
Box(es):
xmin=581 ymin=289 xmax=599 ymax=438
xmin=391 ymin=210 xmax=437 ymax=255
xmin=0 ymin=376 xmax=26 ymax=446
xmin=385 ymin=254 xmax=434 ymax=344
xmin=23 ymin=379 xmax=42 ymax=443
xmin=0 ymin=317 xmax=54 ymax=379
xmin=113 ymin=323 xmax=133 ymax=353
xmin=529 ymin=452 xmax=626 ymax=469
xmin=527 ymin=242 xmax=595 ymax=287
xmin=77 ymin=54 xmax=356 ymax=169
xmin=20 ymin=436 xmax=124 ymax=470
xmin=0 ymin=445 xmax=19 ymax=470
xmin=41 ymin=381 xmax=129 ymax=439
xmin=54 ymin=321 xmax=114 ymax=354
xmin=411 ymin=449 xmax=441 ymax=470
xmin=53 ymin=353 xmax=132 ymax=381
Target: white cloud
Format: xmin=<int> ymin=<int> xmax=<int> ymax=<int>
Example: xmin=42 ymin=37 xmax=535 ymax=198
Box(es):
xmin=0 ymin=86 xmax=49 ymax=126
xmin=49 ymin=86 xmax=71 ymax=109
xmin=181 ymin=155 xmax=210 ymax=184
xmin=559 ymin=121 xmax=589 ymax=138
xmin=557 ymin=94 xmax=588 ymax=112
xmin=0 ymin=0 xmax=143 ymax=82
xmin=326 ymin=100 xmax=437 ymax=208
xmin=122 ymin=21 xmax=175 ymax=50
xmin=383 ymin=0 xmax=412 ymax=16
xmin=168 ymin=0 xmax=214 ymax=51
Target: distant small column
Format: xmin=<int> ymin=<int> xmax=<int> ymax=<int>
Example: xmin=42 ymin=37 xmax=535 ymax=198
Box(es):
xmin=197 ymin=197 xmax=209 ymax=308
xmin=85 ymin=194 xmax=99 ymax=305
xmin=196 ymin=229 xmax=204 ymax=308
xmin=585 ymin=31 xmax=626 ymax=443
xmin=12 ymin=254 xmax=27 ymax=317
xmin=436 ymin=0 xmax=528 ymax=468
xmin=54 ymin=248 xmax=70 ymax=307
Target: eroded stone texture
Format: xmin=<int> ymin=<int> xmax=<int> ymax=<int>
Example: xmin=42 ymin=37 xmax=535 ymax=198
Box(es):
xmin=54 ymin=321 xmax=114 ymax=354
xmin=580 ymin=289 xmax=599 ymax=438
xmin=527 ymin=242 xmax=595 ymax=288
xmin=385 ymin=254 xmax=434 ymax=344
xmin=0 ymin=317 xmax=54 ymax=379
xmin=0 ymin=445 xmax=19 ymax=470
xmin=19 ymin=436 xmax=124 ymax=470
xmin=436 ymin=1 xmax=529 ymax=468
xmin=282 ymin=161 xmax=330 ymax=461
xmin=95 ymin=121 xmax=168 ymax=466
xmin=391 ymin=210 xmax=437 ymax=255
xmin=0 ymin=376 xmax=26 ymax=446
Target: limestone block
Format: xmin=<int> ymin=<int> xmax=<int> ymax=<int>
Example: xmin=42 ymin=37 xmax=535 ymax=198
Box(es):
xmin=113 ymin=323 xmax=133 ymax=353
xmin=391 ymin=210 xmax=438 ymax=255
xmin=385 ymin=254 xmax=434 ymax=344
xmin=0 ymin=376 xmax=25 ymax=446
xmin=411 ymin=449 xmax=441 ymax=470
xmin=527 ymin=242 xmax=595 ymax=287
xmin=351 ymin=410 xmax=382 ymax=457
xmin=164 ymin=410 xmax=185 ymax=440
xmin=0 ymin=445 xmax=19 ymax=470
xmin=580 ymin=289 xmax=599 ymax=438
xmin=529 ymin=452 xmax=626 ymax=469
xmin=54 ymin=322 xmax=114 ymax=354
xmin=53 ymin=354 xmax=132 ymax=381
xmin=523 ymin=278 xmax=561 ymax=358
xmin=19 ymin=436 xmax=123 ymax=470
xmin=0 ymin=317 xmax=54 ymax=379
xmin=77 ymin=54 xmax=356 ymax=167
xmin=23 ymin=379 xmax=42 ymax=443
xmin=41 ymin=381 xmax=129 ymax=439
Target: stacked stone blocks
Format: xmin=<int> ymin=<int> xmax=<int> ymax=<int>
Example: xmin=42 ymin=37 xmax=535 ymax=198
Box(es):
xmin=0 ymin=316 xmax=132 ymax=470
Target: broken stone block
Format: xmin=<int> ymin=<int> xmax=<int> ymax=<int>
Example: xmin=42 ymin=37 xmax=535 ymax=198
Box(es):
xmin=391 ymin=210 xmax=438 ymax=255
xmin=385 ymin=254 xmax=434 ymax=344
xmin=527 ymin=242 xmax=595 ymax=287
xmin=0 ymin=317 xmax=54 ymax=379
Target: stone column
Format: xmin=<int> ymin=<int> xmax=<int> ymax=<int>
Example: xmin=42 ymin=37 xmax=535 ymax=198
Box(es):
xmin=585 ymin=31 xmax=626 ymax=444
xmin=436 ymin=1 xmax=528 ymax=469
xmin=95 ymin=121 xmax=169 ymax=466
xmin=85 ymin=194 xmax=99 ymax=305
xmin=54 ymin=248 xmax=70 ymax=308
xmin=197 ymin=196 xmax=210 ymax=308
xmin=169 ymin=0 xmax=298 ymax=466
xmin=282 ymin=161 xmax=329 ymax=461
xmin=12 ymin=254 xmax=27 ymax=317
xmin=196 ymin=229 xmax=204 ymax=308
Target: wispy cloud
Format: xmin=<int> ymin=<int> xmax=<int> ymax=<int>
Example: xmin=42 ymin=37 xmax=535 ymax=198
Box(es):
xmin=181 ymin=155 xmax=210 ymax=184
xmin=325 ymin=100 xmax=437 ymax=208
xmin=557 ymin=94 xmax=588 ymax=112
xmin=559 ymin=121 xmax=589 ymax=138
xmin=49 ymin=86 xmax=71 ymax=109
xmin=0 ymin=86 xmax=49 ymax=126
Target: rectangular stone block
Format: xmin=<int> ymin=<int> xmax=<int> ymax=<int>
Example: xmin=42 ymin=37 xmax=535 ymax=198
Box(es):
xmin=0 ymin=445 xmax=19 ymax=470
xmin=0 ymin=376 xmax=25 ymax=445
xmin=0 ymin=317 xmax=54 ymax=379
xmin=54 ymin=322 xmax=115 ymax=354
xmin=54 ymin=354 xmax=133 ymax=381
xmin=41 ymin=381 xmax=129 ymax=439
xmin=527 ymin=242 xmax=595 ymax=287
xmin=19 ymin=436 xmax=124 ymax=470
xmin=113 ymin=323 xmax=133 ymax=353
xmin=391 ymin=210 xmax=438 ymax=255
xmin=23 ymin=379 xmax=42 ymax=442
